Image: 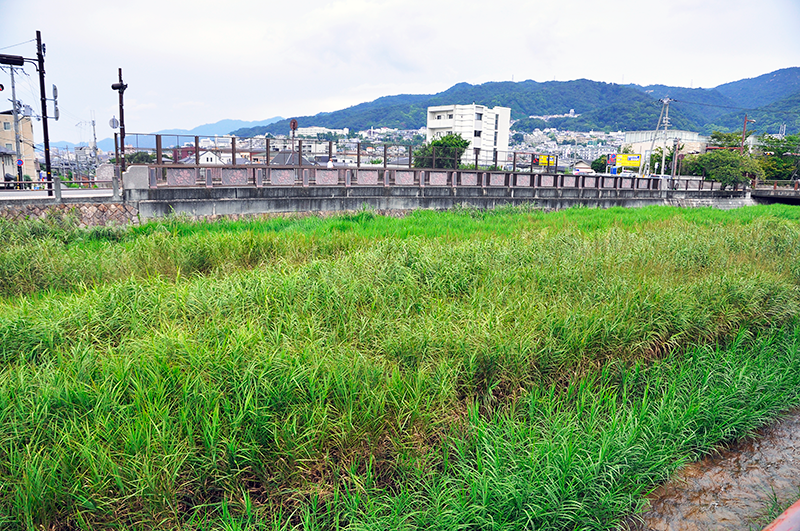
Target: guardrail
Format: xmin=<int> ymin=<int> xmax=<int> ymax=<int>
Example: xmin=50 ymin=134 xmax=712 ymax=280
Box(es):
xmin=0 ymin=175 xmax=120 ymax=201
xmin=756 ymin=180 xmax=799 ymax=191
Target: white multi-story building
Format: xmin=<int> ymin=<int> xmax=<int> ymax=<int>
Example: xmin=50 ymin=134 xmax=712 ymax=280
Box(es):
xmin=295 ymin=126 xmax=349 ymax=138
xmin=426 ymin=104 xmax=511 ymax=165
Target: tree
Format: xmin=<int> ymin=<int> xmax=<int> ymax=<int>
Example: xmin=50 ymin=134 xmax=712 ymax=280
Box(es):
xmin=699 ymin=150 xmax=764 ymax=189
xmin=413 ymin=134 xmax=471 ymax=169
xmin=755 ymin=134 xmax=800 ymax=180
xmin=679 ymin=154 xmax=704 ymax=176
xmin=125 ymin=152 xmax=155 ymax=165
xmin=591 ymin=155 xmax=607 ymax=173
xmin=649 ymin=142 xmax=683 ymax=175
xmin=709 ymin=131 xmax=744 ymax=148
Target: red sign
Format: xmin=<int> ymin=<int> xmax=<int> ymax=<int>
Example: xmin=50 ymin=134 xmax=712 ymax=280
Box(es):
xmin=17 ymin=159 xmax=23 ymax=166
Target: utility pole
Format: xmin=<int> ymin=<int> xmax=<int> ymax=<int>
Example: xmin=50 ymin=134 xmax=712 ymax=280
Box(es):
xmin=91 ymin=117 xmax=98 ymax=183
xmin=660 ymin=99 xmax=671 ymax=177
xmin=76 ymin=116 xmax=100 ymax=182
xmin=35 ymin=31 xmax=53 ymax=196
xmin=91 ymin=116 xmax=98 ymax=162
xmin=0 ymin=32 xmax=52 ymax=192
xmin=643 ymin=98 xmax=668 ymax=176
xmin=740 ymin=114 xmax=755 ymax=154
xmin=9 ymin=67 xmax=23 ymax=188
xmin=670 ymin=138 xmax=679 ymax=178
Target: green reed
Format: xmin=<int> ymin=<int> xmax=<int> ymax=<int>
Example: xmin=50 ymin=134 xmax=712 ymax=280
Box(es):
xmin=0 ymin=205 xmax=799 ymax=529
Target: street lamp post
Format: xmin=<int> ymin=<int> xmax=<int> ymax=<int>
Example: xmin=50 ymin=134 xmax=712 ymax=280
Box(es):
xmin=111 ymin=68 xmax=128 ymax=171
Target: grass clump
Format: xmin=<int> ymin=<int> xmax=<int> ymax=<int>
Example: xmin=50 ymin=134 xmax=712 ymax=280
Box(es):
xmin=0 ymin=204 xmax=799 ymax=529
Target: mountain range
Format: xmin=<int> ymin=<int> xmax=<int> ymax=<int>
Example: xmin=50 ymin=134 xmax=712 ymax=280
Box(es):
xmin=230 ymin=68 xmax=800 ymax=138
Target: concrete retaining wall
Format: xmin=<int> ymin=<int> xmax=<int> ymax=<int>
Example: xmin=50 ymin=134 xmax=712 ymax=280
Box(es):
xmin=126 ymin=185 xmax=751 ymax=222
xmin=0 ymin=175 xmax=752 ymax=228
xmin=0 ymin=199 xmax=138 ymax=227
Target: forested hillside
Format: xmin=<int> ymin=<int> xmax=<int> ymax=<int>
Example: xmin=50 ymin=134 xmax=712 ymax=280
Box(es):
xmin=230 ymin=68 xmax=800 ymax=137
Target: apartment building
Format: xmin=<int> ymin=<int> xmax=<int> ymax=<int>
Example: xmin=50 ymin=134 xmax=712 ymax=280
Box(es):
xmin=0 ymin=110 xmax=37 ymax=177
xmin=426 ymin=104 xmax=511 ymax=164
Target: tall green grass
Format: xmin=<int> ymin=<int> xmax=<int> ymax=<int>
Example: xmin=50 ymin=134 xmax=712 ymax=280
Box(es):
xmin=2 ymin=204 xmax=800 ymax=298
xmin=0 ymin=205 xmax=799 ymax=529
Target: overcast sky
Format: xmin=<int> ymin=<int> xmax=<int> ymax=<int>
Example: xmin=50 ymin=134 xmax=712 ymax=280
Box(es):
xmin=2 ymin=0 xmax=799 ymax=146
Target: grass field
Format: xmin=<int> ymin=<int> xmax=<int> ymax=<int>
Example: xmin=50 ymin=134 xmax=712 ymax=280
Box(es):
xmin=1 ymin=204 xmax=799 ymax=530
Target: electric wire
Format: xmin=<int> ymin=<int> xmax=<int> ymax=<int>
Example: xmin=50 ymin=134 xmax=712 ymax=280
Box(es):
xmin=0 ymin=39 xmax=35 ymax=51
xmin=671 ymin=99 xmax=757 ymax=111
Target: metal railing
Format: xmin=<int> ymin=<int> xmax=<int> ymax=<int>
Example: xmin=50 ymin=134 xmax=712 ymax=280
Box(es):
xmin=141 ymin=163 xmax=719 ymax=192
xmin=116 ymin=133 xmax=561 ymax=173
xmin=0 ymin=175 xmax=119 ymax=200
xmin=755 ymin=179 xmax=799 ymax=191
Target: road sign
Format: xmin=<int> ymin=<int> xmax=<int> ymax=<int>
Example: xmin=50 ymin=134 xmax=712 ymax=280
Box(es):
xmin=109 ymin=116 xmax=119 ymax=129
xmin=290 ymin=119 xmax=298 ymax=131
xmin=17 ymin=159 xmax=23 ymax=166
xmin=533 ymin=155 xmax=555 ymax=166
xmin=616 ymin=154 xmax=641 ymax=168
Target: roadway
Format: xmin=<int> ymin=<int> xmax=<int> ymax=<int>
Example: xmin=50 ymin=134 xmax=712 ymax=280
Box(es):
xmin=0 ymin=188 xmax=114 ymax=200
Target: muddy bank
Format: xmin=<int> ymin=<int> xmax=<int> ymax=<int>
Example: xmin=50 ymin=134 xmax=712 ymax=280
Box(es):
xmin=630 ymin=410 xmax=800 ymax=530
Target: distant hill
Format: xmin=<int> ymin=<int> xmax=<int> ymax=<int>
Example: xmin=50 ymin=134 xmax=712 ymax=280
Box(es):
xmin=230 ymin=68 xmax=800 ymax=137
xmin=714 ymin=68 xmax=800 ymax=108
xmin=706 ymin=91 xmax=800 ymax=135
xmin=232 ymin=80 xmax=679 ymax=136
xmin=154 ymin=117 xmax=283 ymax=138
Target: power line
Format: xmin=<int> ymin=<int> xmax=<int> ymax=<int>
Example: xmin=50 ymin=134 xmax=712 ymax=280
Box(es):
xmin=671 ymin=99 xmax=755 ymax=111
xmin=0 ymin=39 xmax=35 ymax=51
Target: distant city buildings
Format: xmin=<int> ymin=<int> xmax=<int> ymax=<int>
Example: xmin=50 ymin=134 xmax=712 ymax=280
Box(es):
xmin=426 ymin=104 xmax=511 ymax=164
xmin=296 ymin=126 xmax=349 ymax=138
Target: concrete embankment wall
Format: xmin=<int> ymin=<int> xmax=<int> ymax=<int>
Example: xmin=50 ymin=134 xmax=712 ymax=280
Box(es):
xmin=0 ymin=165 xmax=754 ymax=227
xmin=127 ymin=186 xmax=754 ymax=221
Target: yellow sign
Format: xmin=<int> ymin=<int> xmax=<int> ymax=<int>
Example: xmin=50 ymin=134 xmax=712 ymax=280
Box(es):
xmin=536 ymin=155 xmax=555 ymax=166
xmin=616 ymin=154 xmax=642 ymax=168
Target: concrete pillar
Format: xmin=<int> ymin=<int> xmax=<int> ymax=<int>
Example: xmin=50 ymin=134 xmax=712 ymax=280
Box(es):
xmin=53 ymin=176 xmax=62 ymax=202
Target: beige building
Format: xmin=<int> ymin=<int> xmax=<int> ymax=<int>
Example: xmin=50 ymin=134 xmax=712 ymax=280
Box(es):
xmin=623 ymin=130 xmax=708 ymax=159
xmin=0 ymin=110 xmax=37 ymax=178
